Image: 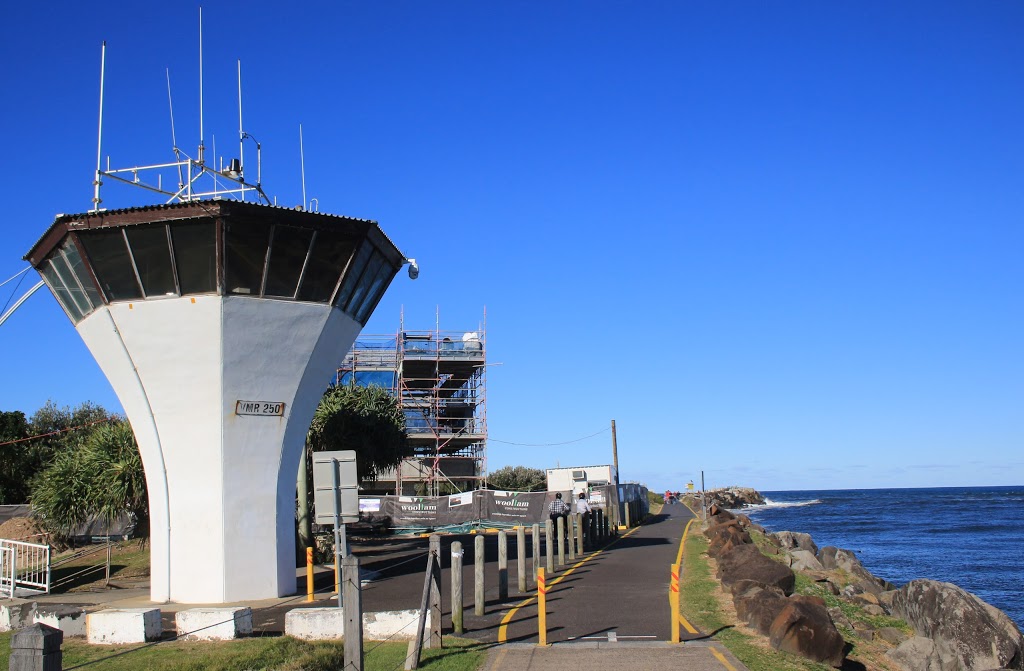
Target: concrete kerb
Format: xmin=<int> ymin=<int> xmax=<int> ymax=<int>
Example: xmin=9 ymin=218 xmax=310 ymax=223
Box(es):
xmin=285 ymin=607 xmax=430 ymax=641
xmin=87 ymin=608 xmax=162 ymax=645
xmin=175 ymin=607 xmax=253 ymax=641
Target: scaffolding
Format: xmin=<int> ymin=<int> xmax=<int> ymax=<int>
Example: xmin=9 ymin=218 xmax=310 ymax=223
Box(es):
xmin=337 ymin=312 xmax=487 ymax=496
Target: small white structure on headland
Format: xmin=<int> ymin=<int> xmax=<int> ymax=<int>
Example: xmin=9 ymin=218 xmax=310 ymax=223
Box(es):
xmin=25 ymin=202 xmax=406 ymax=603
xmin=546 ymin=465 xmax=616 ymax=498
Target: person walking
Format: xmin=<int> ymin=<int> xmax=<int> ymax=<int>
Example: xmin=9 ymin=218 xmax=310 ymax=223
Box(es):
xmin=549 ymin=492 xmax=570 ymax=522
xmin=575 ymin=492 xmax=592 ymax=547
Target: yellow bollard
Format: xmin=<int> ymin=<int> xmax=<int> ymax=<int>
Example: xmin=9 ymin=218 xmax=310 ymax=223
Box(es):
xmin=335 ymin=549 xmax=340 ymax=601
xmin=537 ymin=567 xmax=548 ymax=647
xmin=670 ymin=563 xmax=681 ymax=643
xmin=306 ymin=547 xmax=314 ymax=602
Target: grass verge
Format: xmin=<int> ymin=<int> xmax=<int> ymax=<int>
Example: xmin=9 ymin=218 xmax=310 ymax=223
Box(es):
xmin=0 ymin=631 xmax=485 ymax=671
xmin=679 ymin=534 xmax=833 ymax=671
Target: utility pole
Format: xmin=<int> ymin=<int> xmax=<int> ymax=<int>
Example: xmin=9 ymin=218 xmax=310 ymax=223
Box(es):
xmin=611 ymin=419 xmax=621 ymax=532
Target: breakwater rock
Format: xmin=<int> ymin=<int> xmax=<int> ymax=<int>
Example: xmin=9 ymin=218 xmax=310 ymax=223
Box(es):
xmin=702 ymin=503 xmax=1024 ymax=671
xmin=705 ymin=487 xmax=765 ymax=508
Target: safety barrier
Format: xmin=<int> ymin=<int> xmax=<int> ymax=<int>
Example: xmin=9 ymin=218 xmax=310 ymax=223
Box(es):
xmin=0 ymin=538 xmax=50 ymax=597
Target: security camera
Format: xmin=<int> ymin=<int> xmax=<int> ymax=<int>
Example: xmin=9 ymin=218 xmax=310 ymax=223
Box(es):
xmin=407 ymin=259 xmax=420 ymax=280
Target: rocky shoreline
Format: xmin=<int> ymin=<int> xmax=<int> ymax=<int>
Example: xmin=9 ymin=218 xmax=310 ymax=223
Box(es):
xmin=697 ymin=492 xmax=1024 ymax=671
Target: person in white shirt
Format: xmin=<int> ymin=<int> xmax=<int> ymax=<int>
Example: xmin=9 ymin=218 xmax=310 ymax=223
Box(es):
xmin=576 ymin=492 xmax=592 ymax=547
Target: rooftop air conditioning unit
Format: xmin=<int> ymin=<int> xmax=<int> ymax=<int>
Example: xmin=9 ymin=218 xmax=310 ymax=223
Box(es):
xmin=572 ymin=470 xmax=586 ymax=480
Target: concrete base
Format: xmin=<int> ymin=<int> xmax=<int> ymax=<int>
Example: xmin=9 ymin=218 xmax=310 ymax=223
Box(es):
xmin=0 ymin=600 xmax=36 ymax=632
xmin=34 ymin=605 xmax=88 ymax=637
xmin=175 ymin=607 xmax=253 ymax=641
xmin=285 ymin=607 xmax=429 ymax=641
xmin=86 ymin=608 xmax=162 ymax=645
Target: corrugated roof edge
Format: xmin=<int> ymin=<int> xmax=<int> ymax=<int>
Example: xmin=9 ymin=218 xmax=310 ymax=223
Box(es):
xmin=24 ymin=200 xmax=405 ymax=264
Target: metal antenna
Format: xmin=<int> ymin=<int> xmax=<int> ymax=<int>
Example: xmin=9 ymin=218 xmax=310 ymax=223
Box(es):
xmin=237 ymin=59 xmax=244 ymax=201
xmin=299 ymin=124 xmax=307 ymax=210
xmin=166 ymin=69 xmax=184 ymax=189
xmin=92 ymin=41 xmax=106 ymax=212
xmin=198 ymin=7 xmax=205 ymax=163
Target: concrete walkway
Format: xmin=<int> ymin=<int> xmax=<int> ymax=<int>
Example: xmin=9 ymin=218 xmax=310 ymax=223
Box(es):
xmin=481 ymin=641 xmax=746 ymax=671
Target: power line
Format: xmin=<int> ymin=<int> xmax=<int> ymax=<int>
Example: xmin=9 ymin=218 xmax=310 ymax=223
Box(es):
xmin=0 ymin=418 xmax=114 ymax=448
xmin=489 ymin=426 xmax=610 ymax=447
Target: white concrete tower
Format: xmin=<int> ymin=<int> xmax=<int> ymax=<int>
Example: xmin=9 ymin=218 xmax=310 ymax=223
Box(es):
xmin=25 ymin=201 xmax=405 ymax=603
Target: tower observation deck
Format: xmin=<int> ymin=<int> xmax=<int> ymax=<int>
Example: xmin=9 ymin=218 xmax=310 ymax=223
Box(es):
xmin=337 ymin=316 xmax=487 ymax=496
xmin=25 ymin=200 xmax=406 ymax=603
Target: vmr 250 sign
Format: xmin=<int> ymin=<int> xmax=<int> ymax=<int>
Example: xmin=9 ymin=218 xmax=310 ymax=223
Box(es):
xmin=235 ymin=400 xmax=286 ymax=417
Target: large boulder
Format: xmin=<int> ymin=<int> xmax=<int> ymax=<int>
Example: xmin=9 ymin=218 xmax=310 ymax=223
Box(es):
xmin=707 ymin=487 xmax=766 ymax=509
xmin=732 ymin=581 xmax=788 ymax=635
xmin=716 ymin=544 xmax=796 ymax=595
xmin=788 ymin=549 xmax=825 ymax=572
xmin=891 ymin=579 xmax=1024 ymax=671
xmin=768 ymin=596 xmax=847 ymax=668
xmin=888 ymin=637 xmax=943 ymax=671
xmin=817 ymin=546 xmax=894 ymax=594
xmin=707 ymin=504 xmax=735 ymax=521
xmin=774 ymin=531 xmax=819 ymax=555
xmin=706 ymin=520 xmax=753 ymax=558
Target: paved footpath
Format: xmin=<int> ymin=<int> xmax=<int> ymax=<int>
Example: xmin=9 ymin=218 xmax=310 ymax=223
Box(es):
xmin=460 ymin=503 xmax=749 ymax=671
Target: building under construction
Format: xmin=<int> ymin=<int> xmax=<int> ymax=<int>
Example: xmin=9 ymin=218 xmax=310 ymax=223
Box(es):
xmin=337 ymin=315 xmax=487 ymax=495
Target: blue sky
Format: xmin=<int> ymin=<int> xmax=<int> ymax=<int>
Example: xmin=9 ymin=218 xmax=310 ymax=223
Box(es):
xmin=1 ymin=2 xmax=1021 ymax=492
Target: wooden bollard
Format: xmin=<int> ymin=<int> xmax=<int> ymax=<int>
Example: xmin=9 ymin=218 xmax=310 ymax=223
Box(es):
xmin=429 ymin=534 xmax=441 ymax=649
xmin=625 ymin=501 xmax=632 ymax=528
xmin=590 ymin=510 xmax=598 ymax=544
xmin=343 ymin=554 xmax=363 ymax=671
xmin=567 ymin=515 xmax=576 ymax=561
xmin=575 ymin=513 xmax=584 ymax=554
xmin=474 ymin=534 xmax=485 ymax=616
xmin=556 ymin=516 xmax=566 ymax=566
xmin=517 ymin=526 xmax=527 ymax=593
xmin=451 ymin=541 xmax=464 ymax=634
xmin=544 ymin=519 xmax=554 ymax=572
xmin=498 ymin=530 xmax=508 ymax=600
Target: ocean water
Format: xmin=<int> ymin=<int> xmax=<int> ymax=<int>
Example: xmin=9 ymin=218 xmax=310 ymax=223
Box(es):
xmin=740 ymin=486 xmax=1024 ymax=629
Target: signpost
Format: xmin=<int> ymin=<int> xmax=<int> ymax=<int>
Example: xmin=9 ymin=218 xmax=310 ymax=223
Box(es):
xmin=313 ymin=451 xmax=359 ymax=608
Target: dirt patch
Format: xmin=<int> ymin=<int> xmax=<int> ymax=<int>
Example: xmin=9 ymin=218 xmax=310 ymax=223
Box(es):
xmin=0 ymin=516 xmax=49 ymax=543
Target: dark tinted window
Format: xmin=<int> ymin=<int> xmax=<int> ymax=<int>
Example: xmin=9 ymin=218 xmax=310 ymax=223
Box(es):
xmin=39 ymin=259 xmax=84 ymax=322
xmin=264 ymin=226 xmax=314 ymax=298
xmin=354 ymin=261 xmax=394 ymax=323
xmin=80 ymin=230 xmax=143 ymax=301
xmin=125 ymin=225 xmax=176 ymax=297
xmin=62 ymin=241 xmax=102 ymax=309
xmin=170 ymin=220 xmax=217 ymax=294
xmin=344 ymin=250 xmax=385 ymax=314
xmin=297 ymin=230 xmax=356 ymax=302
xmin=334 ymin=240 xmax=372 ymax=309
xmin=49 ymin=253 xmax=92 ymax=316
xmin=225 ymin=218 xmax=272 ymax=295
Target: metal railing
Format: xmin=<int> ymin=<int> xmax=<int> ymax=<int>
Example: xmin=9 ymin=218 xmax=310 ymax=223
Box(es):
xmin=0 ymin=538 xmax=51 ymax=596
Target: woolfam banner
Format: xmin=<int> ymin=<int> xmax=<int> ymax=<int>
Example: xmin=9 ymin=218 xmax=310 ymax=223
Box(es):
xmin=354 ymin=486 xmax=617 ymax=531
xmin=484 ymin=490 xmax=548 ymax=523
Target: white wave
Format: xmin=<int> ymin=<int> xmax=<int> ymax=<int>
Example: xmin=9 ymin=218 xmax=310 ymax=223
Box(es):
xmin=736 ymin=498 xmax=823 ymax=513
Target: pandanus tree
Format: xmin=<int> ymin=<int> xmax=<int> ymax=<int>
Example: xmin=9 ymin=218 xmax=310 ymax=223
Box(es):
xmin=30 ymin=420 xmax=148 ymax=539
xmin=297 ymin=384 xmax=409 ymax=549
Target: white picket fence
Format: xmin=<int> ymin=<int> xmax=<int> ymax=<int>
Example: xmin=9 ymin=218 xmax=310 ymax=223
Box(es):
xmin=0 ymin=538 xmax=50 ymax=598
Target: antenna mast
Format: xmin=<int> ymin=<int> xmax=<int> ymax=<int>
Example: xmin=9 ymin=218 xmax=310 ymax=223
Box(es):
xmin=238 ymin=60 xmax=244 ymax=202
xmin=299 ymin=124 xmax=306 ymax=210
xmin=166 ymin=69 xmax=185 ymax=189
xmin=87 ymin=8 xmax=270 ymax=207
xmin=92 ymin=41 xmax=106 ymax=212
xmin=198 ymin=7 xmax=205 ymax=163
